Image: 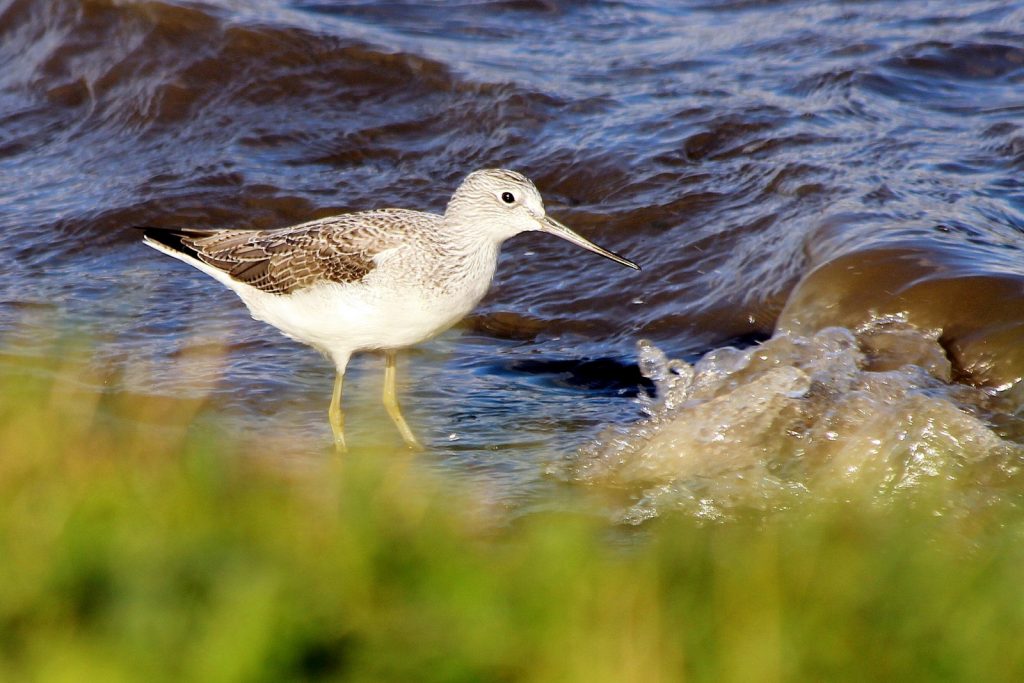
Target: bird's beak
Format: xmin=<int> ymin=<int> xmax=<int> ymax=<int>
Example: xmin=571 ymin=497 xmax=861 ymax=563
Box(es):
xmin=539 ymin=216 xmax=640 ymax=270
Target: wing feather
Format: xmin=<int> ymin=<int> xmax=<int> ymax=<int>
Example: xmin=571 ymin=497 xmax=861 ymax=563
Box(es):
xmin=180 ymin=209 xmax=426 ymax=295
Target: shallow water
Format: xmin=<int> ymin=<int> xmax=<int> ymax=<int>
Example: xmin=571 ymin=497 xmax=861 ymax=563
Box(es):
xmin=2 ymin=0 xmax=1024 ymax=516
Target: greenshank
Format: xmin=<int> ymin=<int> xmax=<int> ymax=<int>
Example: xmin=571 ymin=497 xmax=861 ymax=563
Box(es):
xmin=140 ymin=168 xmax=640 ymax=451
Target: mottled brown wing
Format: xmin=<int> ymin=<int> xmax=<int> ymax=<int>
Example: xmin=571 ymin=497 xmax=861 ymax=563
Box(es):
xmin=183 ymin=211 xmax=414 ymax=295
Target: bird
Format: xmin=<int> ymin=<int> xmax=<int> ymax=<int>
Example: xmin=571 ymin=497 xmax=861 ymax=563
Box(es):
xmin=139 ymin=168 xmax=640 ymax=451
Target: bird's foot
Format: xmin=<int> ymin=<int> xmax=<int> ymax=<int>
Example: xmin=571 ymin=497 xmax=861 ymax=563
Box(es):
xmin=401 ymin=433 xmax=424 ymax=451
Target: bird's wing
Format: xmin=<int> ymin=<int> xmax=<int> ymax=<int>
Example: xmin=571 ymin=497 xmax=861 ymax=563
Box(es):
xmin=181 ymin=209 xmax=424 ymax=295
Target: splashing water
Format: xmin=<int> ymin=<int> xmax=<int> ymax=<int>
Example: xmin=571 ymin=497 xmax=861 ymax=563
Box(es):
xmin=563 ymin=323 xmax=1024 ymax=523
xmin=4 ymin=0 xmax=1024 ymax=508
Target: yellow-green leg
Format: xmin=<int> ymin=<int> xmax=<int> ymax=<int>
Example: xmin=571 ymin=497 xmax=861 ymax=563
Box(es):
xmin=328 ymin=371 xmax=346 ymax=453
xmin=383 ymin=350 xmax=422 ymax=449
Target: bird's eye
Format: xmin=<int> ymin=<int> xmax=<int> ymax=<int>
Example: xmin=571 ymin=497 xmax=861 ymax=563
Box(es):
xmin=501 ymin=191 xmax=515 ymax=204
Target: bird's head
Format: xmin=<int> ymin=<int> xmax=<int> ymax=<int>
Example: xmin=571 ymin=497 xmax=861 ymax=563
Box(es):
xmin=445 ymin=168 xmax=639 ymax=270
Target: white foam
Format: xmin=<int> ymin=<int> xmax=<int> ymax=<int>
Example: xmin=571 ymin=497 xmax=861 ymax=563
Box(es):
xmin=563 ymin=322 xmax=1024 ymax=523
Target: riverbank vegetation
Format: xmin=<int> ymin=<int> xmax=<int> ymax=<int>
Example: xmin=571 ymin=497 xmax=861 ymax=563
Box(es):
xmin=2 ymin=352 xmax=1024 ymax=682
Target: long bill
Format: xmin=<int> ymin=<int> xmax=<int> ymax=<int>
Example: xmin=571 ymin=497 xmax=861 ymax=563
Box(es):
xmin=539 ymin=216 xmax=641 ymax=271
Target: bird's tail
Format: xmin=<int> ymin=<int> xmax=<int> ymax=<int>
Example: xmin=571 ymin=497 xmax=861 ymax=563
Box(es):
xmin=134 ymin=225 xmax=214 ymax=260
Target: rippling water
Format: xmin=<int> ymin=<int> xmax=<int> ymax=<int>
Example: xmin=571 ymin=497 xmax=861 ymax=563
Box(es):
xmin=3 ymin=0 xmax=1024 ymax=515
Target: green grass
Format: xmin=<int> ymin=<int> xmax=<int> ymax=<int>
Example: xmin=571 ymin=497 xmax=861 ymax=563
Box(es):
xmin=3 ymin=352 xmax=1024 ymax=682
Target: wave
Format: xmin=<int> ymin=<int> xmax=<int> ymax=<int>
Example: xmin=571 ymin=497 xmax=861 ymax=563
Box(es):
xmin=563 ymin=323 xmax=1024 ymax=523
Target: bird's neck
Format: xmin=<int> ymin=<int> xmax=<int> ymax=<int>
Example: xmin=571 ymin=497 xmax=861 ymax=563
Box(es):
xmin=440 ymin=208 xmax=507 ymax=253
xmin=447 ymin=229 xmax=502 ymax=274
xmin=427 ymin=219 xmax=501 ymax=295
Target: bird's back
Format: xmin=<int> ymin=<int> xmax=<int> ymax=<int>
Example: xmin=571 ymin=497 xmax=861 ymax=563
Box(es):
xmin=142 ymin=208 xmax=443 ymax=296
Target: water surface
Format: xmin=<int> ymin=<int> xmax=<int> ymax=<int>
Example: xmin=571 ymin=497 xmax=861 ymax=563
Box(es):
xmin=3 ymin=0 xmax=1024 ymax=516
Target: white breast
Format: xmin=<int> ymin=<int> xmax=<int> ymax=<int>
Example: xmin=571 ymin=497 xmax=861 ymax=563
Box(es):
xmin=231 ymin=254 xmax=496 ymax=360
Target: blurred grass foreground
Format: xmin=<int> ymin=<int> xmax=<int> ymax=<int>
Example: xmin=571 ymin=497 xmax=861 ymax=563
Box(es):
xmin=3 ymin=347 xmax=1024 ymax=682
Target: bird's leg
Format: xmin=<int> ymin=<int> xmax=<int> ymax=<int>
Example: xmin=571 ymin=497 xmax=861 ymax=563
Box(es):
xmin=328 ymin=371 xmax=346 ymax=453
xmin=383 ymin=350 xmax=422 ymax=450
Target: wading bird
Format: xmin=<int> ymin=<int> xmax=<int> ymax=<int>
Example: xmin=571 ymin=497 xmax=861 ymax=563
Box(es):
xmin=140 ymin=169 xmax=639 ymax=451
